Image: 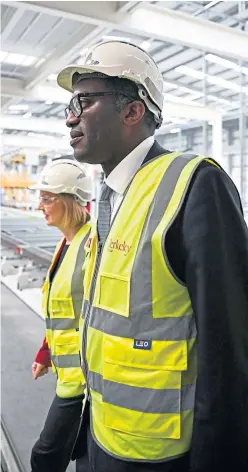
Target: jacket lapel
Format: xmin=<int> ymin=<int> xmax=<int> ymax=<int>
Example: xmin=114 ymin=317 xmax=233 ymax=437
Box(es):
xmin=142 ymin=141 xmax=171 ymax=165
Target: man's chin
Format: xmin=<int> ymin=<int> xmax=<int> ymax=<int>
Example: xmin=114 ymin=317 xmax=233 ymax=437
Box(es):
xmin=73 ymin=149 xmax=86 ymax=162
xmin=73 ymin=149 xmax=100 ymax=165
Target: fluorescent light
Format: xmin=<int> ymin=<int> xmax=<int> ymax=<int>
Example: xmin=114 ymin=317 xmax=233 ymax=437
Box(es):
xmin=176 ymin=65 xmax=248 ymax=95
xmin=7 ymin=110 xmax=21 ymax=114
xmin=47 ymin=74 xmax=57 ymax=81
xmin=0 ymin=51 xmax=7 ymax=62
xmin=45 ymin=100 xmax=54 ymax=105
xmin=176 ymin=66 xmax=204 ymax=80
xmin=139 ymin=40 xmax=152 ymax=50
xmin=22 ymin=55 xmax=37 ymax=66
xmin=23 ymin=112 xmax=32 ymax=118
xmin=206 ymin=54 xmax=248 ymax=76
xmin=102 ymin=35 xmax=131 ymax=42
xmin=170 ymin=128 xmax=181 ymax=134
xmin=207 ymin=75 xmax=241 ymax=92
xmin=5 ymin=52 xmax=25 ymax=65
xmin=164 ymin=93 xmax=203 ymax=106
xmin=8 ymin=104 xmax=29 ymax=111
xmin=0 ymin=51 xmax=38 ymax=66
xmin=163 ymin=81 xmax=178 ymax=90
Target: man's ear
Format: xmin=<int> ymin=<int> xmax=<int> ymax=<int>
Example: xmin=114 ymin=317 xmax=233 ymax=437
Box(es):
xmin=120 ymin=101 xmax=146 ymax=127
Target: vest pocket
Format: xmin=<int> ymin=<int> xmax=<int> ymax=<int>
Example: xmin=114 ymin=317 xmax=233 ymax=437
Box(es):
xmin=50 ymin=298 xmax=74 ymax=318
xmin=98 ymin=274 xmax=130 ymax=317
xmin=53 ymin=331 xmax=79 ymax=348
xmin=102 ymin=335 xmax=188 ymax=439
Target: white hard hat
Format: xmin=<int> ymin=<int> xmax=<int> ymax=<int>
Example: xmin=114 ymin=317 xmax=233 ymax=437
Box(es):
xmin=57 ymin=41 xmax=164 ymax=127
xmin=29 ymin=159 xmax=92 ymax=204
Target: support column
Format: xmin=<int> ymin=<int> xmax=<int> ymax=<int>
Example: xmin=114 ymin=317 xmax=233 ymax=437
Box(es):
xmin=202 ymin=54 xmax=208 ymax=155
xmin=239 ymin=1 xmax=246 ymax=203
xmin=212 ymin=116 xmax=223 ymax=164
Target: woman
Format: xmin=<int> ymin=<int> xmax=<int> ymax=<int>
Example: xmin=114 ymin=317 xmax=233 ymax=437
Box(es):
xmin=29 ymin=158 xmax=92 ymax=472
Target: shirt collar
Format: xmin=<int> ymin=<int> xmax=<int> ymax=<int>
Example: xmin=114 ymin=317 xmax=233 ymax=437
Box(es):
xmin=105 ymin=136 xmax=154 ymax=195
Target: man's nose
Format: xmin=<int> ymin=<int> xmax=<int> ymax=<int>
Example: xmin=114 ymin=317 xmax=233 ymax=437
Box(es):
xmin=66 ymin=111 xmax=80 ymax=128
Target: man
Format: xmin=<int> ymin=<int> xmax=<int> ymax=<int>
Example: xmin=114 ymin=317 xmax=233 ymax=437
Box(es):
xmin=57 ymin=41 xmax=248 ymax=472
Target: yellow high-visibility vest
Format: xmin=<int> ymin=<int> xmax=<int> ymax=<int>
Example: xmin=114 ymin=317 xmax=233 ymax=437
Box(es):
xmin=43 ymin=222 xmax=90 ymax=398
xmin=82 ymin=153 xmax=218 ymax=462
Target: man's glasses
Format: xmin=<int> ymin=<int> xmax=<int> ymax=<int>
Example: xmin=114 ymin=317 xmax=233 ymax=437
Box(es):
xmin=39 ymin=196 xmax=58 ymax=206
xmin=64 ymin=92 xmax=135 ymax=119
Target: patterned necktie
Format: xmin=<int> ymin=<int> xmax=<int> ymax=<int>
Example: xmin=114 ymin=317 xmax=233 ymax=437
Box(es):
xmin=97 ymin=182 xmax=112 ymax=243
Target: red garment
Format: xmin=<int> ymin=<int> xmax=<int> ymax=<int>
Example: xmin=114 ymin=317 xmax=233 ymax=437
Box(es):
xmin=35 ymin=337 xmax=51 ymax=367
xmin=85 ymin=201 xmax=91 ymax=214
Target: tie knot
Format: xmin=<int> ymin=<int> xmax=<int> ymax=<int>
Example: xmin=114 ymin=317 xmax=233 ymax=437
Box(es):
xmin=100 ymin=182 xmax=112 ymax=201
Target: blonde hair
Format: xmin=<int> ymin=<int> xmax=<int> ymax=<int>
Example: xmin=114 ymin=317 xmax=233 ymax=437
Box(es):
xmin=59 ymin=194 xmax=88 ymax=228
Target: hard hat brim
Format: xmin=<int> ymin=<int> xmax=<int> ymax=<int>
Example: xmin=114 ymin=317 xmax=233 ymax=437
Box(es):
xmin=57 ymin=63 xmax=138 ymax=92
xmin=28 ymin=183 xmax=61 ymax=192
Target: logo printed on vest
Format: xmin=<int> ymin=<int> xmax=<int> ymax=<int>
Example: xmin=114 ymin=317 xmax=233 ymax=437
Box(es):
xmin=133 ymin=339 xmax=152 ymax=350
xmin=108 ymin=239 xmax=131 ymax=255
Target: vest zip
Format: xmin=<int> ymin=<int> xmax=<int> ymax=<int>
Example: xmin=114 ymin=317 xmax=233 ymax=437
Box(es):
xmin=82 ymin=194 xmax=127 ymax=397
xmin=82 ymin=241 xmax=103 ymax=398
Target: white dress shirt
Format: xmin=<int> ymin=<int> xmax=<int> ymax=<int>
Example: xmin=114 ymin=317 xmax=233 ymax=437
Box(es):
xmin=105 ymin=136 xmax=154 ymax=221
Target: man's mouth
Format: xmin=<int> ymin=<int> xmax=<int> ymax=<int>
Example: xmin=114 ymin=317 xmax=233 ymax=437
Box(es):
xmin=70 ymin=130 xmax=84 ymax=146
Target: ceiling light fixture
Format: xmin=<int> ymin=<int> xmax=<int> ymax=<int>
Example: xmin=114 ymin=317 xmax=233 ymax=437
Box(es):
xmin=102 ymin=35 xmax=131 ymax=42
xmin=47 ymin=74 xmax=57 ymax=81
xmin=139 ymin=40 xmax=152 ymax=50
xmin=169 ymin=128 xmax=181 ymax=134
xmin=8 ymin=104 xmax=29 ymax=111
xmin=205 ymin=54 xmax=248 ymax=76
xmin=0 ymin=51 xmax=38 ymax=66
xmin=176 ymin=65 xmax=248 ymax=95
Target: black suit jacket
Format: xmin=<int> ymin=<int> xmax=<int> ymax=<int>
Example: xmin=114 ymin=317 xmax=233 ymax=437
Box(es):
xmin=74 ymin=141 xmax=248 ymax=472
xmin=145 ymin=142 xmax=248 ymax=471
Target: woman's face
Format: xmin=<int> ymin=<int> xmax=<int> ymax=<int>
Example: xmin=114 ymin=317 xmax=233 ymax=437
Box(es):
xmin=38 ymin=191 xmax=64 ymax=227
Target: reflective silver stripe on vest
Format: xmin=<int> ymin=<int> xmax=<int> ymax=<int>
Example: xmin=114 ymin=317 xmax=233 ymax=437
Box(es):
xmin=46 ymin=318 xmax=78 ymax=330
xmin=88 ymin=371 xmax=195 ymax=414
xmin=130 ymin=153 xmax=200 ymax=323
xmin=83 ymin=300 xmax=196 ymax=341
xmin=71 ymin=229 xmax=90 ymax=319
xmin=51 ymin=354 xmax=81 ymax=368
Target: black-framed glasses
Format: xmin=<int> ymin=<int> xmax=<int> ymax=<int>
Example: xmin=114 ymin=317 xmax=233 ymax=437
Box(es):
xmin=65 ymin=92 xmax=118 ymax=119
xmin=64 ymin=92 xmax=136 ymax=119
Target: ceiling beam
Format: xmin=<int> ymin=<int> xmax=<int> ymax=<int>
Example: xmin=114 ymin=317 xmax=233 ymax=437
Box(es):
xmin=1 ymin=133 xmax=71 ymax=152
xmin=120 ymin=3 xmax=248 ymax=62
xmin=1 ymin=1 xmax=119 ymax=26
xmin=1 ymin=77 xmax=71 ymax=103
xmin=1 ymin=6 xmax=26 ymax=44
xmin=1 ymin=114 xmax=67 ymax=135
xmin=165 ymin=101 xmax=220 ymax=122
xmin=2 ymin=1 xmax=247 ymax=61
